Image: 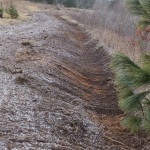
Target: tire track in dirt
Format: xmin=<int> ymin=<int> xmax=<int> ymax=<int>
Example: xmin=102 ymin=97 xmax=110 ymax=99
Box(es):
xmin=0 ymin=11 xmax=119 ymax=149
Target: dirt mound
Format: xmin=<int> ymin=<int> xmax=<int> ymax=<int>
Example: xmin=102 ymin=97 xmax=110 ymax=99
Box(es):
xmin=0 ymin=11 xmax=119 ymax=149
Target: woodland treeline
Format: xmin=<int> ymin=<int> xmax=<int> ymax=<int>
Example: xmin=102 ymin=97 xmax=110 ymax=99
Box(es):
xmin=29 ymin=0 xmax=96 ymax=8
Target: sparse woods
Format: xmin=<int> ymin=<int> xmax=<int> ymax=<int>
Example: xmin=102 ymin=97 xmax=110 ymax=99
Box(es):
xmin=111 ymin=0 xmax=150 ymax=136
xmin=0 ymin=0 xmax=19 ymax=19
xmin=30 ymin=0 xmax=95 ymax=8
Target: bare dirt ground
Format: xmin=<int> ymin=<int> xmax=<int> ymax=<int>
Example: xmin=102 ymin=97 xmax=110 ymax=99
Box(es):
xmin=0 ymin=3 xmax=120 ymax=149
xmin=1 ymin=1 xmax=150 ymax=150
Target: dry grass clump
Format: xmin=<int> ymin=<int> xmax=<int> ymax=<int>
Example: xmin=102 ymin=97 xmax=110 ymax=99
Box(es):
xmin=70 ymin=0 xmax=143 ymax=60
xmin=89 ymin=27 xmax=141 ymax=60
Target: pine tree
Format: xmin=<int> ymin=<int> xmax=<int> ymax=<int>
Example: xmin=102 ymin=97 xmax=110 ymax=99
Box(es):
xmin=6 ymin=0 xmax=19 ymax=19
xmin=110 ymin=53 xmax=150 ymax=134
xmin=110 ymin=0 xmax=150 ymax=135
xmin=126 ymin=0 xmax=150 ymax=30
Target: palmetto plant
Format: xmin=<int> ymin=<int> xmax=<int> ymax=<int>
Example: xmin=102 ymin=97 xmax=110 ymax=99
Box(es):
xmin=110 ymin=53 xmax=150 ymax=134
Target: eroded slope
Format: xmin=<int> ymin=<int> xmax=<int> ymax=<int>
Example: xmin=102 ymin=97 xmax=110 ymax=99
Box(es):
xmin=0 ymin=11 xmax=119 ymax=149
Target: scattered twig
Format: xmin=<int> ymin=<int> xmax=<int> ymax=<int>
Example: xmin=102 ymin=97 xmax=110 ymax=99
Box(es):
xmin=103 ymin=134 xmax=134 ymax=150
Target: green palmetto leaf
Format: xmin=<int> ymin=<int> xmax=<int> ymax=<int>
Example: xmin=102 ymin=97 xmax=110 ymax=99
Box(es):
xmin=119 ymin=92 xmax=149 ymax=113
xmin=121 ymin=116 xmax=142 ymax=133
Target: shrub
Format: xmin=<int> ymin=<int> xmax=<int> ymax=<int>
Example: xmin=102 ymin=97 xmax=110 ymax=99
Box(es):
xmin=110 ymin=53 xmax=150 ymax=134
xmin=6 ymin=3 xmax=19 ymax=19
xmin=0 ymin=7 xmax=3 ymax=18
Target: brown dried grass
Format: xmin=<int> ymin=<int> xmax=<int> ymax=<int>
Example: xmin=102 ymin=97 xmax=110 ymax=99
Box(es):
xmin=0 ymin=0 xmax=40 ymax=25
xmin=69 ymin=0 xmax=142 ymax=60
